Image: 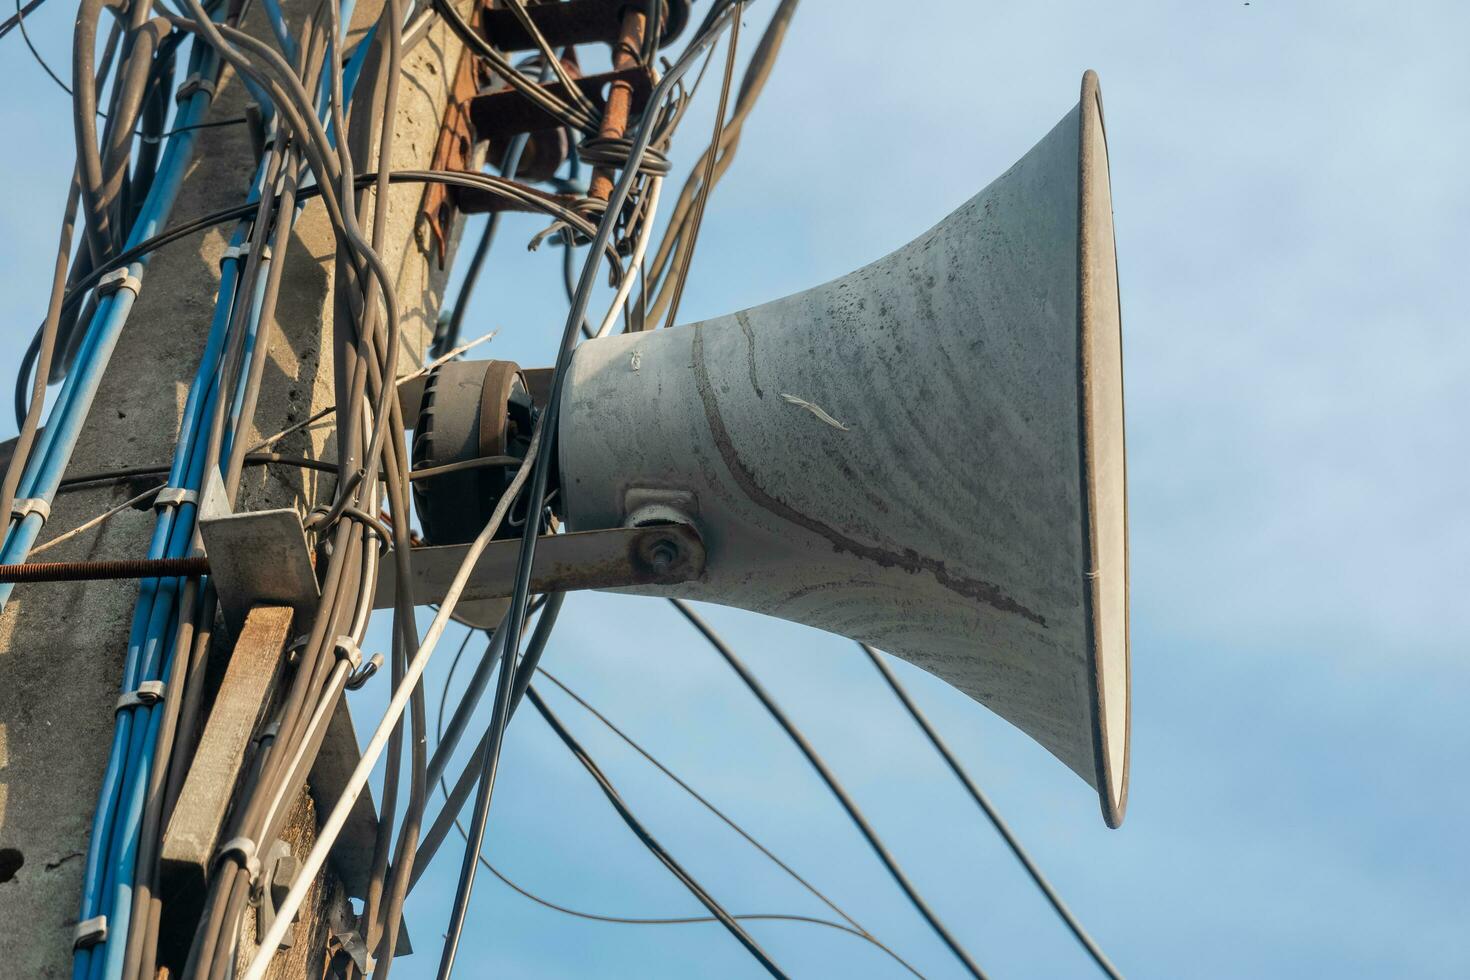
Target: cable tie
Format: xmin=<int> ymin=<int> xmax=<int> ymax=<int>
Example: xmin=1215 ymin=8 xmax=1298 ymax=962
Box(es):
xmin=332 ymin=636 xmax=363 ymax=672
xmin=96 ymin=267 xmax=142 ymax=299
xmin=216 ymin=836 xmax=262 ymax=882
xmin=12 ymin=497 xmax=50 ymax=524
xmin=115 ymin=680 xmax=167 ymax=713
xmin=153 ymin=487 xmax=198 ymax=509
xmin=175 ymin=73 xmax=216 ymax=103
xmin=73 ymin=915 xmax=108 ymax=950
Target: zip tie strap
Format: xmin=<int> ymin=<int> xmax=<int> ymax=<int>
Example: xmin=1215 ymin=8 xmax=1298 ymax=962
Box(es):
xmin=96 ymin=267 xmax=142 ymax=298
xmin=154 ymin=487 xmax=198 ymax=509
xmin=332 ymin=636 xmax=362 ymax=671
xmin=216 ymin=836 xmax=262 ymax=881
xmin=12 ymin=497 xmax=50 ymax=524
xmin=73 ymin=915 xmax=108 ymax=950
xmin=116 ymin=680 xmax=167 ymax=713
xmin=175 ymin=73 xmax=216 ymax=103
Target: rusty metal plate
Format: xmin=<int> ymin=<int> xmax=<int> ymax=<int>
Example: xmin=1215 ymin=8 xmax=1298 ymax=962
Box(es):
xmin=421 ymin=48 xmax=483 ymax=267
xmin=372 ymin=523 xmax=705 ymax=609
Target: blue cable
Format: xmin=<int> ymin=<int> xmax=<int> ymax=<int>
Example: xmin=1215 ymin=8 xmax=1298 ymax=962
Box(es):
xmin=68 ymin=19 xmax=381 ymax=974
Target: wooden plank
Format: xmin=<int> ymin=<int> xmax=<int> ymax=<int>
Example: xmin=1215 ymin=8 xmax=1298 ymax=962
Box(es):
xmin=159 ymin=605 xmax=292 ymax=900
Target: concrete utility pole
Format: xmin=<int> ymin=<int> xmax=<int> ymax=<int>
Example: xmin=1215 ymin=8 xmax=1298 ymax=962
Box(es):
xmin=0 ymin=2 xmax=470 ymax=974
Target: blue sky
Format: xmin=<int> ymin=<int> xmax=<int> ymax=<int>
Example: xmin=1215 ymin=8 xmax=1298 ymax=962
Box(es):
xmin=3 ymin=1 xmax=1468 ymax=977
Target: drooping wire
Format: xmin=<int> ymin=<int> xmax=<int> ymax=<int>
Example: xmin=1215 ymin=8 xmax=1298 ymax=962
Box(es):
xmin=859 ymin=643 xmax=1126 ymax=979
xmin=670 ymin=599 xmax=991 ymax=980
xmin=524 ymin=685 xmax=791 ymax=980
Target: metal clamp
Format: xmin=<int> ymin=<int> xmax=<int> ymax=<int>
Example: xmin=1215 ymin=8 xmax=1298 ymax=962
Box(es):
xmin=175 ymin=72 xmax=216 ymax=103
xmin=154 ymin=487 xmax=198 ymax=509
xmin=220 ymin=241 xmax=271 ymax=265
xmin=12 ymin=497 xmax=50 ymax=525
xmin=73 ymin=915 xmax=108 ymax=950
xmin=216 ymin=835 xmax=262 ymax=882
xmin=96 ymin=267 xmax=142 ymax=299
xmin=116 ymin=680 xmax=167 ymax=713
xmin=257 ymin=840 xmax=300 ymax=951
xmin=332 ymin=636 xmax=363 ymax=672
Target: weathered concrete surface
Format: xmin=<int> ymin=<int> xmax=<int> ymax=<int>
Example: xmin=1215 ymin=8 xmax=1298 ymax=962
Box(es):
xmin=0 ymin=1 xmax=468 ymax=973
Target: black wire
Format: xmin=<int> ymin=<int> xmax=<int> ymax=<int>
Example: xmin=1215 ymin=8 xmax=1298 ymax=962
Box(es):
xmin=0 ymin=0 xmax=45 ymax=38
xmin=533 ymin=667 xmax=929 ymax=979
xmin=524 ymin=686 xmax=791 ymax=980
xmin=670 ymin=599 xmax=991 ymax=980
xmin=434 ymin=20 xmax=747 ymax=973
xmin=431 ymin=591 xmax=564 ymax=979
xmin=858 ymin=643 xmax=1126 ymax=979
xmin=13 ymin=0 xmax=70 ymax=96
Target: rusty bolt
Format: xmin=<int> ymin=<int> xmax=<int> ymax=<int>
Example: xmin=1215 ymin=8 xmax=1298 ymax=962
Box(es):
xmin=649 ymin=540 xmax=679 ymax=575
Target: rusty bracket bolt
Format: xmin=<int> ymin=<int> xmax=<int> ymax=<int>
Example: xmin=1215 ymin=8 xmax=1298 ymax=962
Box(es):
xmin=649 ymin=539 xmax=679 ymax=576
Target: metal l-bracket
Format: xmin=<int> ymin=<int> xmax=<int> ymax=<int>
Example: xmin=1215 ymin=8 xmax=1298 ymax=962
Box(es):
xmin=372 ymin=523 xmax=705 ymax=609
xmin=198 ymin=469 xmax=319 ymax=635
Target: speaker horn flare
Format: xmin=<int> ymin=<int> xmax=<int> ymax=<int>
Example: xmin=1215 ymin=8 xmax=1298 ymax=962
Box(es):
xmin=551 ymin=72 xmax=1129 ymax=825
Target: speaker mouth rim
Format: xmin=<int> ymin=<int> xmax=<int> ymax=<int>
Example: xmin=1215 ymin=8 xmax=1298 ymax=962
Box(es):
xmin=1077 ymin=69 xmax=1132 ymax=829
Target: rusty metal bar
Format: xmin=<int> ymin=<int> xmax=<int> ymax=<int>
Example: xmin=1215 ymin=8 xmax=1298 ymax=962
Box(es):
xmin=0 ymin=555 xmax=209 ymax=583
xmin=588 ymin=7 xmax=648 ymax=202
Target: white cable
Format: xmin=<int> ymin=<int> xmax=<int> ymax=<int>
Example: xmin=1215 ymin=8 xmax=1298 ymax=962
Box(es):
xmin=241 ymin=430 xmax=541 ymax=979
xmin=594 ymin=176 xmax=663 ymax=339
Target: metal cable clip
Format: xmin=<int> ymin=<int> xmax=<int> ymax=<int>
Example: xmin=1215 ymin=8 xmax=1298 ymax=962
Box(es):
xmin=216 ymin=835 xmax=262 ymax=882
xmin=115 ymin=680 xmax=167 ymax=713
xmin=253 ymin=719 xmax=282 ymax=745
xmin=73 ymin=915 xmax=108 ymax=950
xmin=12 ymin=497 xmax=50 ymax=524
xmin=175 ymin=73 xmax=216 ymax=103
xmin=154 ymin=487 xmax=198 ymax=509
xmin=220 ymin=241 xmax=272 ymax=265
xmin=96 ymin=267 xmax=142 ymax=298
xmin=332 ymin=636 xmax=363 ymax=672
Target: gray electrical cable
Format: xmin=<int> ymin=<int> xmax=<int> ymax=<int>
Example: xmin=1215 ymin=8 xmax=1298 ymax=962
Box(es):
xmin=858 ymin=642 xmax=1126 ymax=979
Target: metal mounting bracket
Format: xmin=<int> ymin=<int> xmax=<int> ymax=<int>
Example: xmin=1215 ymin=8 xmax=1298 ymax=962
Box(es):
xmin=373 ymin=522 xmax=705 ymax=609
xmin=198 ymin=469 xmax=320 ymax=635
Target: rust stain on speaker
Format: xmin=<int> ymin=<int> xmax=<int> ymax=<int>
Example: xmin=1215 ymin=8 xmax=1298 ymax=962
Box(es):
xmin=691 ymin=324 xmax=1047 ymax=627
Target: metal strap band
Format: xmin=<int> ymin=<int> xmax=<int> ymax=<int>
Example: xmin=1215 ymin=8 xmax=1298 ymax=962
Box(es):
xmin=73 ymin=915 xmax=107 ymax=950
xmin=154 ymin=487 xmax=198 ymax=509
xmin=175 ymin=73 xmax=216 ymax=102
xmin=216 ymin=836 xmax=262 ymax=881
xmin=116 ymin=680 xmax=167 ymax=713
xmin=12 ymin=497 xmax=50 ymax=524
xmin=96 ymin=267 xmax=142 ymax=298
xmin=253 ymin=719 xmax=282 ymax=744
